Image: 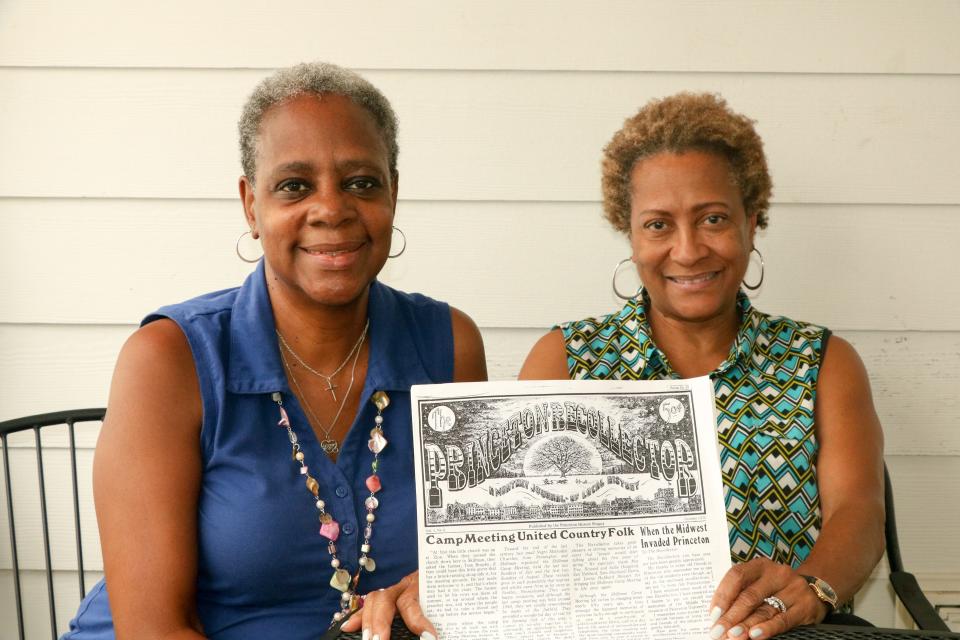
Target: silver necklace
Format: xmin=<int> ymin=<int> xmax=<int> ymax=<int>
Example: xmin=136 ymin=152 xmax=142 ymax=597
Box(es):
xmin=276 ymin=321 xmax=369 ymax=402
xmin=279 ymin=329 xmax=365 ymax=454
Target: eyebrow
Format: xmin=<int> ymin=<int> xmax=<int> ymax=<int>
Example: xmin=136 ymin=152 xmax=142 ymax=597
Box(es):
xmin=270 ymin=159 xmax=385 ymax=176
xmin=272 ymin=161 xmax=314 ymax=175
xmin=636 ymin=201 xmax=732 ymax=215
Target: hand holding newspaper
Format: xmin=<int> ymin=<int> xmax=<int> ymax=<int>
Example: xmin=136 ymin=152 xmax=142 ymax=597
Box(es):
xmin=410 ymin=378 xmax=730 ymax=640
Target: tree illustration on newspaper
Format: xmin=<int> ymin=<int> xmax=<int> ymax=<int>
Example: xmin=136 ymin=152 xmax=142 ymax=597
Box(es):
xmin=528 ymin=435 xmax=592 ymax=477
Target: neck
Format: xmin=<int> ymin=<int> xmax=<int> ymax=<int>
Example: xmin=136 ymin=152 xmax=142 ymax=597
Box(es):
xmin=268 ymin=283 xmax=372 ymax=373
xmin=646 ymin=300 xmax=740 ymax=378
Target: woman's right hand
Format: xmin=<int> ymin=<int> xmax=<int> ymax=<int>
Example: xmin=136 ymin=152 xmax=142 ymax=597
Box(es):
xmin=94 ymin=319 xmax=207 ymax=639
xmin=338 ymin=571 xmax=437 ymax=640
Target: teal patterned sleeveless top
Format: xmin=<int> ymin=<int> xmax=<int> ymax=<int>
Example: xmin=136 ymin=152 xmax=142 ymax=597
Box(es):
xmin=559 ymin=291 xmax=830 ymax=568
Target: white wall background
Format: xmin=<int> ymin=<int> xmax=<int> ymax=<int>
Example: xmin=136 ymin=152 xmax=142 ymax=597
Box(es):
xmin=1 ymin=1 xmax=959 ymax=636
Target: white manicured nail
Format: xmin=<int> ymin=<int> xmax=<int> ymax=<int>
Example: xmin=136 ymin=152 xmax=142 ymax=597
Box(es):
xmin=362 ymin=630 xmax=370 ymax=640
xmin=421 ymin=632 xmax=437 ymax=640
xmin=710 ymin=624 xmax=726 ymax=640
xmin=710 ymin=606 xmax=723 ymax=624
xmin=749 ymin=629 xmax=764 ymax=639
xmin=729 ymin=625 xmax=744 ymax=637
xmin=372 ymin=635 xmax=380 ymax=640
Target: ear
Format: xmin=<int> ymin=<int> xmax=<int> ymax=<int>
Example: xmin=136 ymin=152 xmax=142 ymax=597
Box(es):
xmin=747 ymin=211 xmax=758 ymax=248
xmin=239 ymin=175 xmax=258 ymax=237
xmin=390 ymin=171 xmax=400 ymax=211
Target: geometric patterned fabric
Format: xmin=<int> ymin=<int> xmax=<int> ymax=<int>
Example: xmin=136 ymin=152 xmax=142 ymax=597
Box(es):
xmin=559 ymin=290 xmax=829 ymax=570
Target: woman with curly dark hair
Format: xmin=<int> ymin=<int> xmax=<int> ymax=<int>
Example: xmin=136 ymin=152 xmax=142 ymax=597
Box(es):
xmin=521 ymin=92 xmax=883 ymax=638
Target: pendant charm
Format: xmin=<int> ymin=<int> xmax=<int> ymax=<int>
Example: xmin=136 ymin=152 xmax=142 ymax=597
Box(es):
xmin=368 ymin=428 xmax=388 ymax=454
xmin=371 ymin=391 xmax=390 ymax=411
xmin=330 ymin=568 xmax=351 ymax=592
xmin=320 ymin=439 xmax=339 ymax=454
xmin=324 ymin=378 xmax=338 ymax=402
xmin=319 ymin=520 xmax=341 ymax=541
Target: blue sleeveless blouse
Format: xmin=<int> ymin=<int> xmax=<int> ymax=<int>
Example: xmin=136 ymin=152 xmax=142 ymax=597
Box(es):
xmin=62 ymin=261 xmax=454 ymax=639
xmin=559 ymin=290 xmax=829 ymax=568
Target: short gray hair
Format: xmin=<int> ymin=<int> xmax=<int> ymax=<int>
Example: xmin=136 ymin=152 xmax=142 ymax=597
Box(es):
xmin=238 ymin=62 xmax=399 ymax=181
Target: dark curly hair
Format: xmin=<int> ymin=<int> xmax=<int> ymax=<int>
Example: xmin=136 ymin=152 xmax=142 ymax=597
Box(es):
xmin=601 ymin=92 xmax=772 ymax=234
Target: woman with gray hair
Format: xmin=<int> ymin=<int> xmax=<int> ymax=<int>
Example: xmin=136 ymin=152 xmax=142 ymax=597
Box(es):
xmin=62 ymin=62 xmax=486 ymax=640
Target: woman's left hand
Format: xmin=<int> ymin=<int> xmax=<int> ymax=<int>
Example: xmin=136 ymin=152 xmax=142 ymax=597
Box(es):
xmin=709 ymin=558 xmax=828 ymax=639
xmin=339 ymin=570 xmax=437 ymax=640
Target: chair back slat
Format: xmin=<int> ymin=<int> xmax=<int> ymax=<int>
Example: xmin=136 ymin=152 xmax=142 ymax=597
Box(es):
xmin=33 ymin=427 xmax=58 ymax=640
xmin=0 ymin=409 xmax=106 ymax=640
xmin=2 ymin=432 xmax=26 ymax=640
xmin=68 ymin=420 xmax=87 ymax=598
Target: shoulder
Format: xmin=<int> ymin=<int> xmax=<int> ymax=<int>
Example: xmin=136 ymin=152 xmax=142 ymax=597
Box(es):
xmin=818 ymin=334 xmax=869 ymax=389
xmin=520 ymin=306 xmax=628 ymax=380
xmin=372 ymin=282 xmax=486 ymax=382
xmin=143 ymin=285 xmax=241 ymax=329
xmin=372 ymin=281 xmax=449 ymax=324
xmin=519 ymin=329 xmax=569 ymax=380
xmin=106 ymin=319 xmax=202 ymax=441
xmin=754 ymin=308 xmax=827 ymax=341
xmin=450 ymin=306 xmax=488 ymax=382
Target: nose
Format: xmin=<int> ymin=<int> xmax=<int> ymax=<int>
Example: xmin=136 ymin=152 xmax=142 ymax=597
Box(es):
xmin=670 ymin=225 xmax=709 ymax=265
xmin=305 ymin=181 xmax=356 ymax=227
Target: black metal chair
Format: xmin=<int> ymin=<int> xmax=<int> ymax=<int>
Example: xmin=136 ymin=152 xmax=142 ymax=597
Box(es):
xmin=884 ymin=463 xmax=950 ymax=631
xmin=1 ymin=408 xmax=106 ymax=640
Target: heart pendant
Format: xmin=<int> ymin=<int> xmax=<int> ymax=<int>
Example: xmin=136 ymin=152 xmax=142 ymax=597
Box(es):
xmin=320 ymin=439 xmax=339 ymax=453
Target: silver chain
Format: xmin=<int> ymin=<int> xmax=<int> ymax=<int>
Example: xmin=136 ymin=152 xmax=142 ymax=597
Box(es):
xmin=279 ymin=330 xmax=364 ymax=455
xmin=276 ymin=320 xmax=369 ymax=402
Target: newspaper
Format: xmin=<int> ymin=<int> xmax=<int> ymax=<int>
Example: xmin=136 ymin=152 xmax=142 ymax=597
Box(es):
xmin=410 ymin=378 xmax=730 ymax=640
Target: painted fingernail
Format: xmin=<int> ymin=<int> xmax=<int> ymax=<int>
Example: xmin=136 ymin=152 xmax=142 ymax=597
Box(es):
xmin=710 ymin=624 xmax=726 ymax=639
xmin=421 ymin=633 xmax=437 ymax=640
xmin=729 ymin=625 xmax=744 ymax=637
xmin=362 ymin=630 xmax=370 ymax=640
xmin=749 ymin=629 xmax=764 ymax=639
xmin=372 ymin=635 xmax=380 ymax=640
xmin=710 ymin=606 xmax=723 ymax=624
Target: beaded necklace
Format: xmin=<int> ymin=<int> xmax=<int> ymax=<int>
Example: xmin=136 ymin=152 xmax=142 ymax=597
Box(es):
xmin=271 ymin=389 xmax=390 ymax=623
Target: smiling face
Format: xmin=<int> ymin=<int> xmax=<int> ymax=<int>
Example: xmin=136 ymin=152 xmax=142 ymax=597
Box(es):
xmin=240 ymin=94 xmax=397 ymax=309
xmin=629 ymin=150 xmax=757 ymax=326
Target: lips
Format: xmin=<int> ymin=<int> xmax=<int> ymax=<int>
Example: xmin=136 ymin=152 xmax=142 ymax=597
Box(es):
xmin=665 ymin=271 xmax=720 ymax=285
xmin=299 ymin=240 xmax=366 ymax=268
xmin=300 ymin=240 xmax=365 ymax=255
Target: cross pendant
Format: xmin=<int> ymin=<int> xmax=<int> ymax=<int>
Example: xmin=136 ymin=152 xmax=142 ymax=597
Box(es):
xmin=324 ymin=379 xmax=338 ymax=402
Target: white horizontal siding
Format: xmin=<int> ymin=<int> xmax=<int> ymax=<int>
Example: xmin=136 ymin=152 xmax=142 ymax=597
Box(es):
xmin=2 ymin=199 xmax=959 ymax=330
xmin=1 ymin=69 xmax=958 ymax=203
xmin=1 ymin=1 xmax=958 ymax=74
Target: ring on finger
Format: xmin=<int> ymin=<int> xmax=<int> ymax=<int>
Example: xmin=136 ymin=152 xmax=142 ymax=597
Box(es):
xmin=763 ymin=596 xmax=787 ymax=614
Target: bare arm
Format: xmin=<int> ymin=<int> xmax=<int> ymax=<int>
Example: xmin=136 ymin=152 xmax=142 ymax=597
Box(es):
xmin=797 ymin=335 xmax=886 ymax=594
xmin=451 ymin=305 xmax=488 ymax=382
xmin=711 ymin=335 xmax=885 ymax=639
xmin=518 ymin=329 xmax=570 ymax=380
xmin=94 ymin=319 xmax=206 ymax=640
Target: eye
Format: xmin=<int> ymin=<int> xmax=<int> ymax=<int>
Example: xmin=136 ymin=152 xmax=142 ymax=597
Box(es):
xmin=703 ymin=213 xmax=727 ymax=225
xmin=275 ymin=179 xmax=310 ymax=194
xmin=344 ymin=176 xmax=382 ymax=193
xmin=644 ymin=219 xmax=668 ymax=231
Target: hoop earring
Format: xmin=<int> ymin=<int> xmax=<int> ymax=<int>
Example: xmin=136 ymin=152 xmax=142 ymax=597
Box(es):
xmin=612 ymin=257 xmax=642 ymax=300
xmin=742 ymin=247 xmax=765 ymax=291
xmin=235 ymin=230 xmax=261 ymax=264
xmin=388 ymin=225 xmax=406 ymax=258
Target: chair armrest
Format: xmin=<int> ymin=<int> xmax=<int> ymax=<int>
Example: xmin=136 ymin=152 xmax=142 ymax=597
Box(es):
xmin=889 ymin=570 xmax=951 ymax=632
